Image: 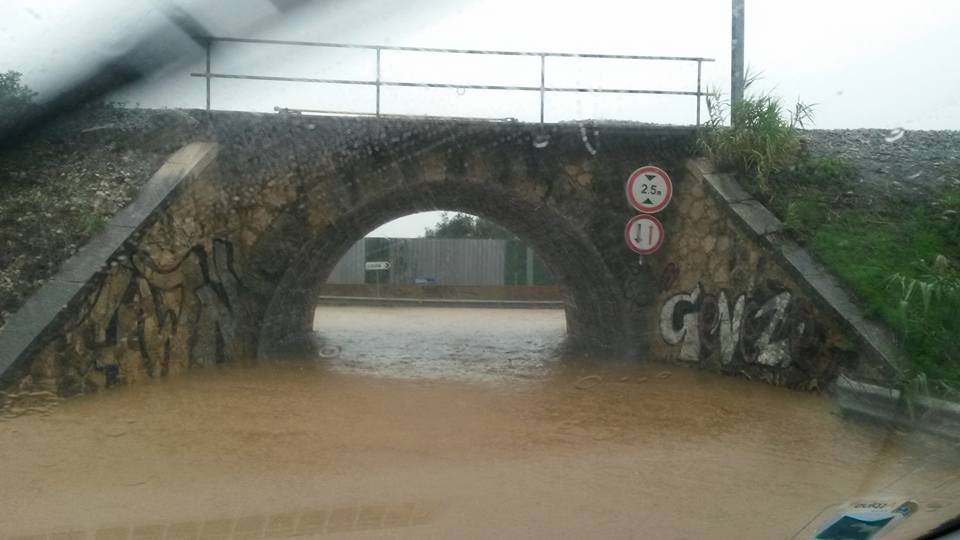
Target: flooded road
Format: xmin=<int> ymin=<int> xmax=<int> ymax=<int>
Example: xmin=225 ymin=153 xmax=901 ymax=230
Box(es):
xmin=312 ymin=306 xmax=566 ymax=381
xmin=1 ymin=307 xmax=958 ymax=539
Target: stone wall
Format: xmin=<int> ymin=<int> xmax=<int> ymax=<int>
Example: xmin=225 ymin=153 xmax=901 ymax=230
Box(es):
xmin=0 ymin=143 xmax=262 ymax=394
xmin=642 ymin=160 xmax=887 ymax=390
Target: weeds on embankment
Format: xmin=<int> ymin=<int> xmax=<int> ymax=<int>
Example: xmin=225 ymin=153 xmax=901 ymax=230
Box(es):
xmin=698 ymin=76 xmax=960 ymax=398
xmin=814 ymin=203 xmax=960 ymax=398
xmin=699 ymin=73 xmax=814 ymax=196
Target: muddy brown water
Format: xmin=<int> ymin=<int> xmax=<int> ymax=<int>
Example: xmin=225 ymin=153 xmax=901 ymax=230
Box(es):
xmin=1 ymin=307 xmax=958 ymax=539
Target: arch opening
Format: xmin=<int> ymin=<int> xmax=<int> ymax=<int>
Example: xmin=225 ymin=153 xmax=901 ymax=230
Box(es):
xmin=315 ymin=211 xmax=566 ymax=379
xmin=254 ymin=179 xmax=632 ymax=361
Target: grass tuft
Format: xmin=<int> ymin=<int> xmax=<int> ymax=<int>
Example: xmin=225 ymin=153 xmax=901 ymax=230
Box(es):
xmin=699 ymin=73 xmax=813 ymax=195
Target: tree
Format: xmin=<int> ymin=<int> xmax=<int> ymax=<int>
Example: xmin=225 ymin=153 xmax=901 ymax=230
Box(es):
xmin=0 ymin=71 xmax=39 ymax=139
xmin=423 ymin=212 xmax=515 ymax=239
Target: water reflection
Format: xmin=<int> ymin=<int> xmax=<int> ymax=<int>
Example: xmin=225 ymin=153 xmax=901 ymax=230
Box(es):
xmin=312 ymin=306 xmax=566 ymax=381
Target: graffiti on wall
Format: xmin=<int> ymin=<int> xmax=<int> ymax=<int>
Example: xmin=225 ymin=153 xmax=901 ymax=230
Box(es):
xmin=659 ymin=283 xmax=819 ymax=369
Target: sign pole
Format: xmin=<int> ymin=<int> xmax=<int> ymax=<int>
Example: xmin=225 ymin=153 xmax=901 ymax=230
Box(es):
xmin=731 ymin=0 xmax=746 ymax=125
xmin=364 ymin=261 xmax=391 ymax=297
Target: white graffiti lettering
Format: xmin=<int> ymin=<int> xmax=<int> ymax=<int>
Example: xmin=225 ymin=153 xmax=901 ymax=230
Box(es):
xmin=718 ymin=292 xmax=745 ymax=365
xmin=751 ymin=292 xmax=792 ymax=367
xmin=659 ymin=284 xmax=813 ymax=369
xmin=658 ymin=284 xmax=700 ymax=362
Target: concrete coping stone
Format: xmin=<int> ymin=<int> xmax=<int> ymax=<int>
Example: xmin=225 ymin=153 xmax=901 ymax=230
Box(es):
xmin=772 ymin=227 xmax=902 ymax=372
xmin=704 ymin=173 xmax=753 ymax=203
xmin=111 ymin=144 xmax=219 ymax=228
xmin=687 ymin=159 xmax=752 ymax=203
xmin=727 ymin=199 xmax=784 ymax=236
xmin=0 ymin=142 xmax=220 ymax=382
xmin=685 ymin=157 xmax=716 ymax=176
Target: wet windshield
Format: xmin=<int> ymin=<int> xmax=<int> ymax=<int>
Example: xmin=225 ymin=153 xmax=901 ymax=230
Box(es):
xmin=1 ymin=1 xmax=959 ymax=538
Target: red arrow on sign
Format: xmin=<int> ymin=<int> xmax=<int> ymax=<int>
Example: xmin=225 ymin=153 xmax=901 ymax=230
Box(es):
xmin=624 ymin=214 xmax=665 ymax=255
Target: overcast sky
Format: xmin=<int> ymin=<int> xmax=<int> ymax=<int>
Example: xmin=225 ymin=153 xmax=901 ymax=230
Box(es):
xmin=3 ymin=0 xmax=959 ymax=236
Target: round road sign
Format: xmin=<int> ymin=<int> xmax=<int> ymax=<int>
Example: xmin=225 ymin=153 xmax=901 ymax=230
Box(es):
xmin=626 ymin=165 xmax=673 ymax=213
xmin=624 ymin=214 xmax=665 ymax=255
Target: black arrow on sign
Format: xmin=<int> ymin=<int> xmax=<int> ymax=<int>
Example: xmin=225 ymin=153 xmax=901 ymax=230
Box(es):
xmin=645 ymin=174 xmax=657 ymax=181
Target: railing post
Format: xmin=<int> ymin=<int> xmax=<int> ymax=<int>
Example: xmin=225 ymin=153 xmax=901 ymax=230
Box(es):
xmin=375 ymin=47 xmax=381 ymax=118
xmin=539 ymin=54 xmax=546 ymax=125
xmin=696 ymin=59 xmax=702 ymax=126
xmin=204 ymin=39 xmax=212 ymax=111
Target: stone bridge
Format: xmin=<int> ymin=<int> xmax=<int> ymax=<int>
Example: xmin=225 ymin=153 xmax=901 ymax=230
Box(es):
xmin=0 ymin=112 xmax=885 ymax=396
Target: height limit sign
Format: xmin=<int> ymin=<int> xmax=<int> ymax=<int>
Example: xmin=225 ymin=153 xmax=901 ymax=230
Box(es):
xmin=626 ymin=165 xmax=673 ymax=214
xmin=624 ymin=165 xmax=672 ymax=256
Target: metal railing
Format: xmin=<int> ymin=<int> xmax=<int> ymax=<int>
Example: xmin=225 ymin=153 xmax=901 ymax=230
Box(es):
xmin=190 ymin=37 xmax=715 ymax=125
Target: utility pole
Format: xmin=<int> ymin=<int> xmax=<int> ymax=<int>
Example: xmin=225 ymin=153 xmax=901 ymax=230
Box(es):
xmin=731 ymin=0 xmax=745 ymax=125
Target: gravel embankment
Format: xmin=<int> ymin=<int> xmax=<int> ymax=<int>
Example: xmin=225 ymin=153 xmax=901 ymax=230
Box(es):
xmin=0 ymin=107 xmax=206 ymax=328
xmin=802 ymin=129 xmax=960 ymax=198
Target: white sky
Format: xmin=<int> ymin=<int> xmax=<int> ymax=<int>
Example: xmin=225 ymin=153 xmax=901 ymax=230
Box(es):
xmin=3 ymin=0 xmax=959 ymax=236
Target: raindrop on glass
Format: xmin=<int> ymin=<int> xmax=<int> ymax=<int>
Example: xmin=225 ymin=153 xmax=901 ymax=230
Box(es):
xmin=578 ymin=124 xmax=597 ymax=155
xmin=884 ymin=127 xmax=905 ymax=143
xmin=532 ymin=133 xmax=550 ymax=149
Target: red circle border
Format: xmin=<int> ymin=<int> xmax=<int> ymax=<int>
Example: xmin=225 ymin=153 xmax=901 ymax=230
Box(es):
xmin=625 ymin=165 xmax=673 ymax=214
xmin=624 ymin=214 xmax=665 ymax=255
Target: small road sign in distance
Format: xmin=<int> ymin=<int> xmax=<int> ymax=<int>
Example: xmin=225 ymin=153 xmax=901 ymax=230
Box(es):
xmin=626 ymin=165 xmax=673 ymax=213
xmin=624 ymin=214 xmax=665 ymax=255
xmin=365 ymin=261 xmax=391 ymax=270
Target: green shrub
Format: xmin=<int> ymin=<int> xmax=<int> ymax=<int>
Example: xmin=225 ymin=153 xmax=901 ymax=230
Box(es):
xmin=887 ymin=265 xmax=960 ymax=398
xmin=79 ymin=212 xmax=107 ymax=235
xmin=783 ymin=199 xmax=822 ymax=237
xmin=814 ymin=202 xmax=960 ymax=398
xmin=699 ymin=74 xmax=813 ymax=195
xmin=0 ymin=70 xmax=38 ymax=138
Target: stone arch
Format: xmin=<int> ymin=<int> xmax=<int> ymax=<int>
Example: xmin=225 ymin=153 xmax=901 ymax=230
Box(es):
xmin=254 ymin=180 xmax=632 ymax=359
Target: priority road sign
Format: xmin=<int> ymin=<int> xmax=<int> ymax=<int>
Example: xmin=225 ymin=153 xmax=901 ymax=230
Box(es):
xmin=624 ymin=214 xmax=665 ymax=255
xmin=626 ymin=165 xmax=673 ymax=213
